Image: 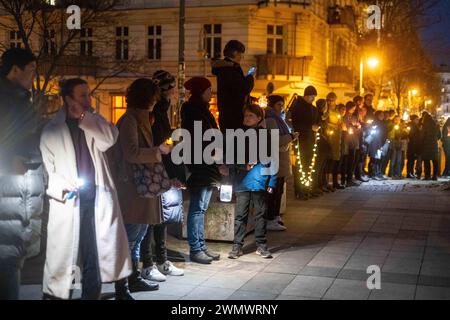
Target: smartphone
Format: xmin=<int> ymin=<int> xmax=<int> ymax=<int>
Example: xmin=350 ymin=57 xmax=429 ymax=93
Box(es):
xmin=247 ymin=66 xmax=256 ymax=76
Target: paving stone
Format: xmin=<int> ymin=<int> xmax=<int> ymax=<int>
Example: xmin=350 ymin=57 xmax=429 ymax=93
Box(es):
xmin=239 ymin=272 xmax=295 ymax=294
xmin=281 ymin=275 xmax=334 ymax=298
xmin=323 ymin=279 xmax=371 ymax=300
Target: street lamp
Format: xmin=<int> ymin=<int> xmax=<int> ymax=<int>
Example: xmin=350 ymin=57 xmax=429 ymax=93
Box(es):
xmin=360 ymin=56 xmax=380 ymax=96
xmin=408 ymin=89 xmax=419 ymax=113
xmin=367 ymin=58 xmax=380 ymax=68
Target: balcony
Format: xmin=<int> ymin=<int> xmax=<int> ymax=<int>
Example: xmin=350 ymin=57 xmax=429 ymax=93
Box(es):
xmin=255 ymin=54 xmax=313 ymax=80
xmin=327 ymin=66 xmax=353 ymax=85
xmin=258 ymin=0 xmax=311 ymax=7
xmin=38 ymin=55 xmax=98 ymax=77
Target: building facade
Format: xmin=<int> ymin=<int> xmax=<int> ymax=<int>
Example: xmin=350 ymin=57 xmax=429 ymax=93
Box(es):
xmin=438 ymin=66 xmax=450 ymax=117
xmin=0 ymin=0 xmax=367 ymax=125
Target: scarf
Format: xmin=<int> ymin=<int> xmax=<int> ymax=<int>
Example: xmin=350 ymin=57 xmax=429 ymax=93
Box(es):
xmin=265 ymin=106 xmax=290 ymax=135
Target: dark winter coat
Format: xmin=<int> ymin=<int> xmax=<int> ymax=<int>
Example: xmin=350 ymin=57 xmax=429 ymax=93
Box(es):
xmin=180 ymin=95 xmax=222 ymax=188
xmin=407 ymin=123 xmax=421 ymax=157
xmin=0 ymin=77 xmax=44 ymax=267
xmin=420 ymin=117 xmax=441 ymax=160
xmin=152 ymin=97 xmax=186 ymax=183
xmin=288 ymin=96 xmax=319 ymax=143
xmin=366 ymin=120 xmax=387 ymax=158
xmin=364 ymin=103 xmax=376 ymax=122
xmin=442 ymin=119 xmax=450 ymax=151
xmin=211 ymin=58 xmax=254 ymax=131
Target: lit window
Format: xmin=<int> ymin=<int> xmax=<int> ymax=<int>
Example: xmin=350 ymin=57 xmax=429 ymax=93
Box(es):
xmin=111 ymin=95 xmax=126 ymax=123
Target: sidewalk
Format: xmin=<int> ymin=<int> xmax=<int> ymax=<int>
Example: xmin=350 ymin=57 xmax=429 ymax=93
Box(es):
xmin=20 ymin=179 xmax=450 ymax=300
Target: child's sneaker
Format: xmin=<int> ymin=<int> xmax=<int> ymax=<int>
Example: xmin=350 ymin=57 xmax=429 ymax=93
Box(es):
xmin=255 ymin=245 xmax=272 ymax=259
xmin=228 ymin=244 xmax=243 ymax=259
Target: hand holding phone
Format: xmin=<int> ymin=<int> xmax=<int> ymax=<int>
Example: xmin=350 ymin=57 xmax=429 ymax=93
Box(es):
xmin=247 ymin=66 xmax=256 ymax=76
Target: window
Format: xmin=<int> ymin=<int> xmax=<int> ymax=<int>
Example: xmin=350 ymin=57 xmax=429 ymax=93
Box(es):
xmin=80 ymin=28 xmax=93 ymax=56
xmin=204 ymin=24 xmax=222 ymax=59
xmin=10 ymin=31 xmax=22 ymax=48
xmin=111 ymin=95 xmax=126 ymax=124
xmin=267 ymin=25 xmax=284 ymax=55
xmin=116 ymin=27 xmax=129 ymax=60
xmin=148 ymin=25 xmax=162 ymax=60
xmin=43 ymin=29 xmax=57 ymax=55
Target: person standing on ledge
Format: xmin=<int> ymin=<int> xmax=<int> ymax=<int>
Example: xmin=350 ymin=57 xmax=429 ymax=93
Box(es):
xmin=212 ymin=40 xmax=255 ymax=131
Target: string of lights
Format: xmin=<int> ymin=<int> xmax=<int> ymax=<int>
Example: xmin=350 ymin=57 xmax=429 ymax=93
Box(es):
xmin=295 ymin=131 xmax=321 ymax=188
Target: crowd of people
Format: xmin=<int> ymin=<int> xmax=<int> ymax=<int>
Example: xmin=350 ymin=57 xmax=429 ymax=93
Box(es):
xmin=289 ymin=89 xmax=449 ymax=202
xmin=1 ymin=41 xmax=450 ymax=301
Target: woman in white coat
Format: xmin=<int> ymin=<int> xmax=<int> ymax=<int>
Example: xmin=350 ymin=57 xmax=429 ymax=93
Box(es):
xmin=40 ymin=79 xmax=131 ymax=299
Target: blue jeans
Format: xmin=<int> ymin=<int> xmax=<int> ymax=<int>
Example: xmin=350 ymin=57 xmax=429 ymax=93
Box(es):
xmin=187 ymin=187 xmax=213 ymax=254
xmin=125 ymin=224 xmax=149 ymax=262
xmin=389 ymin=147 xmax=403 ymax=177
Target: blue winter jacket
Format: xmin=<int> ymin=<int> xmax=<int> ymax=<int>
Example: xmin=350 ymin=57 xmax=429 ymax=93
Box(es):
xmin=234 ymin=162 xmax=277 ymax=192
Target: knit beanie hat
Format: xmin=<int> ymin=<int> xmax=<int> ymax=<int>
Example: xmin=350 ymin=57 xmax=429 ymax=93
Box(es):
xmin=152 ymin=70 xmax=176 ymax=92
xmin=184 ymin=77 xmax=212 ymax=95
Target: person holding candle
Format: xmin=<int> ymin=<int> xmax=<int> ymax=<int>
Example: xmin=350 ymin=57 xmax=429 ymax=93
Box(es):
xmin=138 ymin=71 xmax=185 ymax=282
xmin=288 ymin=86 xmax=320 ymax=199
xmin=341 ymin=102 xmax=359 ymax=187
xmin=388 ymin=115 xmax=406 ymax=179
xmin=367 ymin=110 xmax=388 ymax=180
xmin=113 ymin=78 xmax=175 ymax=297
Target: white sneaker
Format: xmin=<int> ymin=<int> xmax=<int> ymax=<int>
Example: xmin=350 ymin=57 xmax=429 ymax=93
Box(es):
xmin=157 ymin=261 xmax=184 ymax=276
xmin=276 ymin=216 xmax=285 ymax=226
xmin=142 ymin=265 xmax=166 ymax=282
xmin=266 ymin=219 xmax=287 ymax=231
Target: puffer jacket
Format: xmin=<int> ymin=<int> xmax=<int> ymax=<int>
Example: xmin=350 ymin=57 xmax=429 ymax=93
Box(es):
xmin=161 ymin=188 xmax=183 ymax=224
xmin=235 ymin=163 xmax=277 ymax=192
xmin=0 ymin=77 xmax=44 ymax=268
xmin=233 ymin=126 xmax=277 ymax=192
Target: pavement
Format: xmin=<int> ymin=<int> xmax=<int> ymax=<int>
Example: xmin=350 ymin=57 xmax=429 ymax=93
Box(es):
xmin=20 ymin=178 xmax=450 ymax=300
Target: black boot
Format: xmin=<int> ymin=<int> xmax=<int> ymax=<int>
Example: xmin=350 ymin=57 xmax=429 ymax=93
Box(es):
xmin=128 ymin=261 xmax=159 ymax=293
xmin=115 ymin=279 xmax=134 ymax=300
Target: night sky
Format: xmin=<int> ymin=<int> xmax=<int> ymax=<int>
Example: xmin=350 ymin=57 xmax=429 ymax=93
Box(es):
xmin=420 ymin=0 xmax=450 ymax=66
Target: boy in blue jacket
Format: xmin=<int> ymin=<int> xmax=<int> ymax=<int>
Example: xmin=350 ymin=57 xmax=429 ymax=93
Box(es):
xmin=228 ymin=104 xmax=276 ymax=259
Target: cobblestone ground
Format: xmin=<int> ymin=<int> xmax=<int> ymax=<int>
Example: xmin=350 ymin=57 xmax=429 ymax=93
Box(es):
xmin=20 ymin=179 xmax=450 ymax=300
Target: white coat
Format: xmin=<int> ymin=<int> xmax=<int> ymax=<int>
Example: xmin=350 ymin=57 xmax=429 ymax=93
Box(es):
xmin=39 ymin=108 xmax=132 ymax=299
